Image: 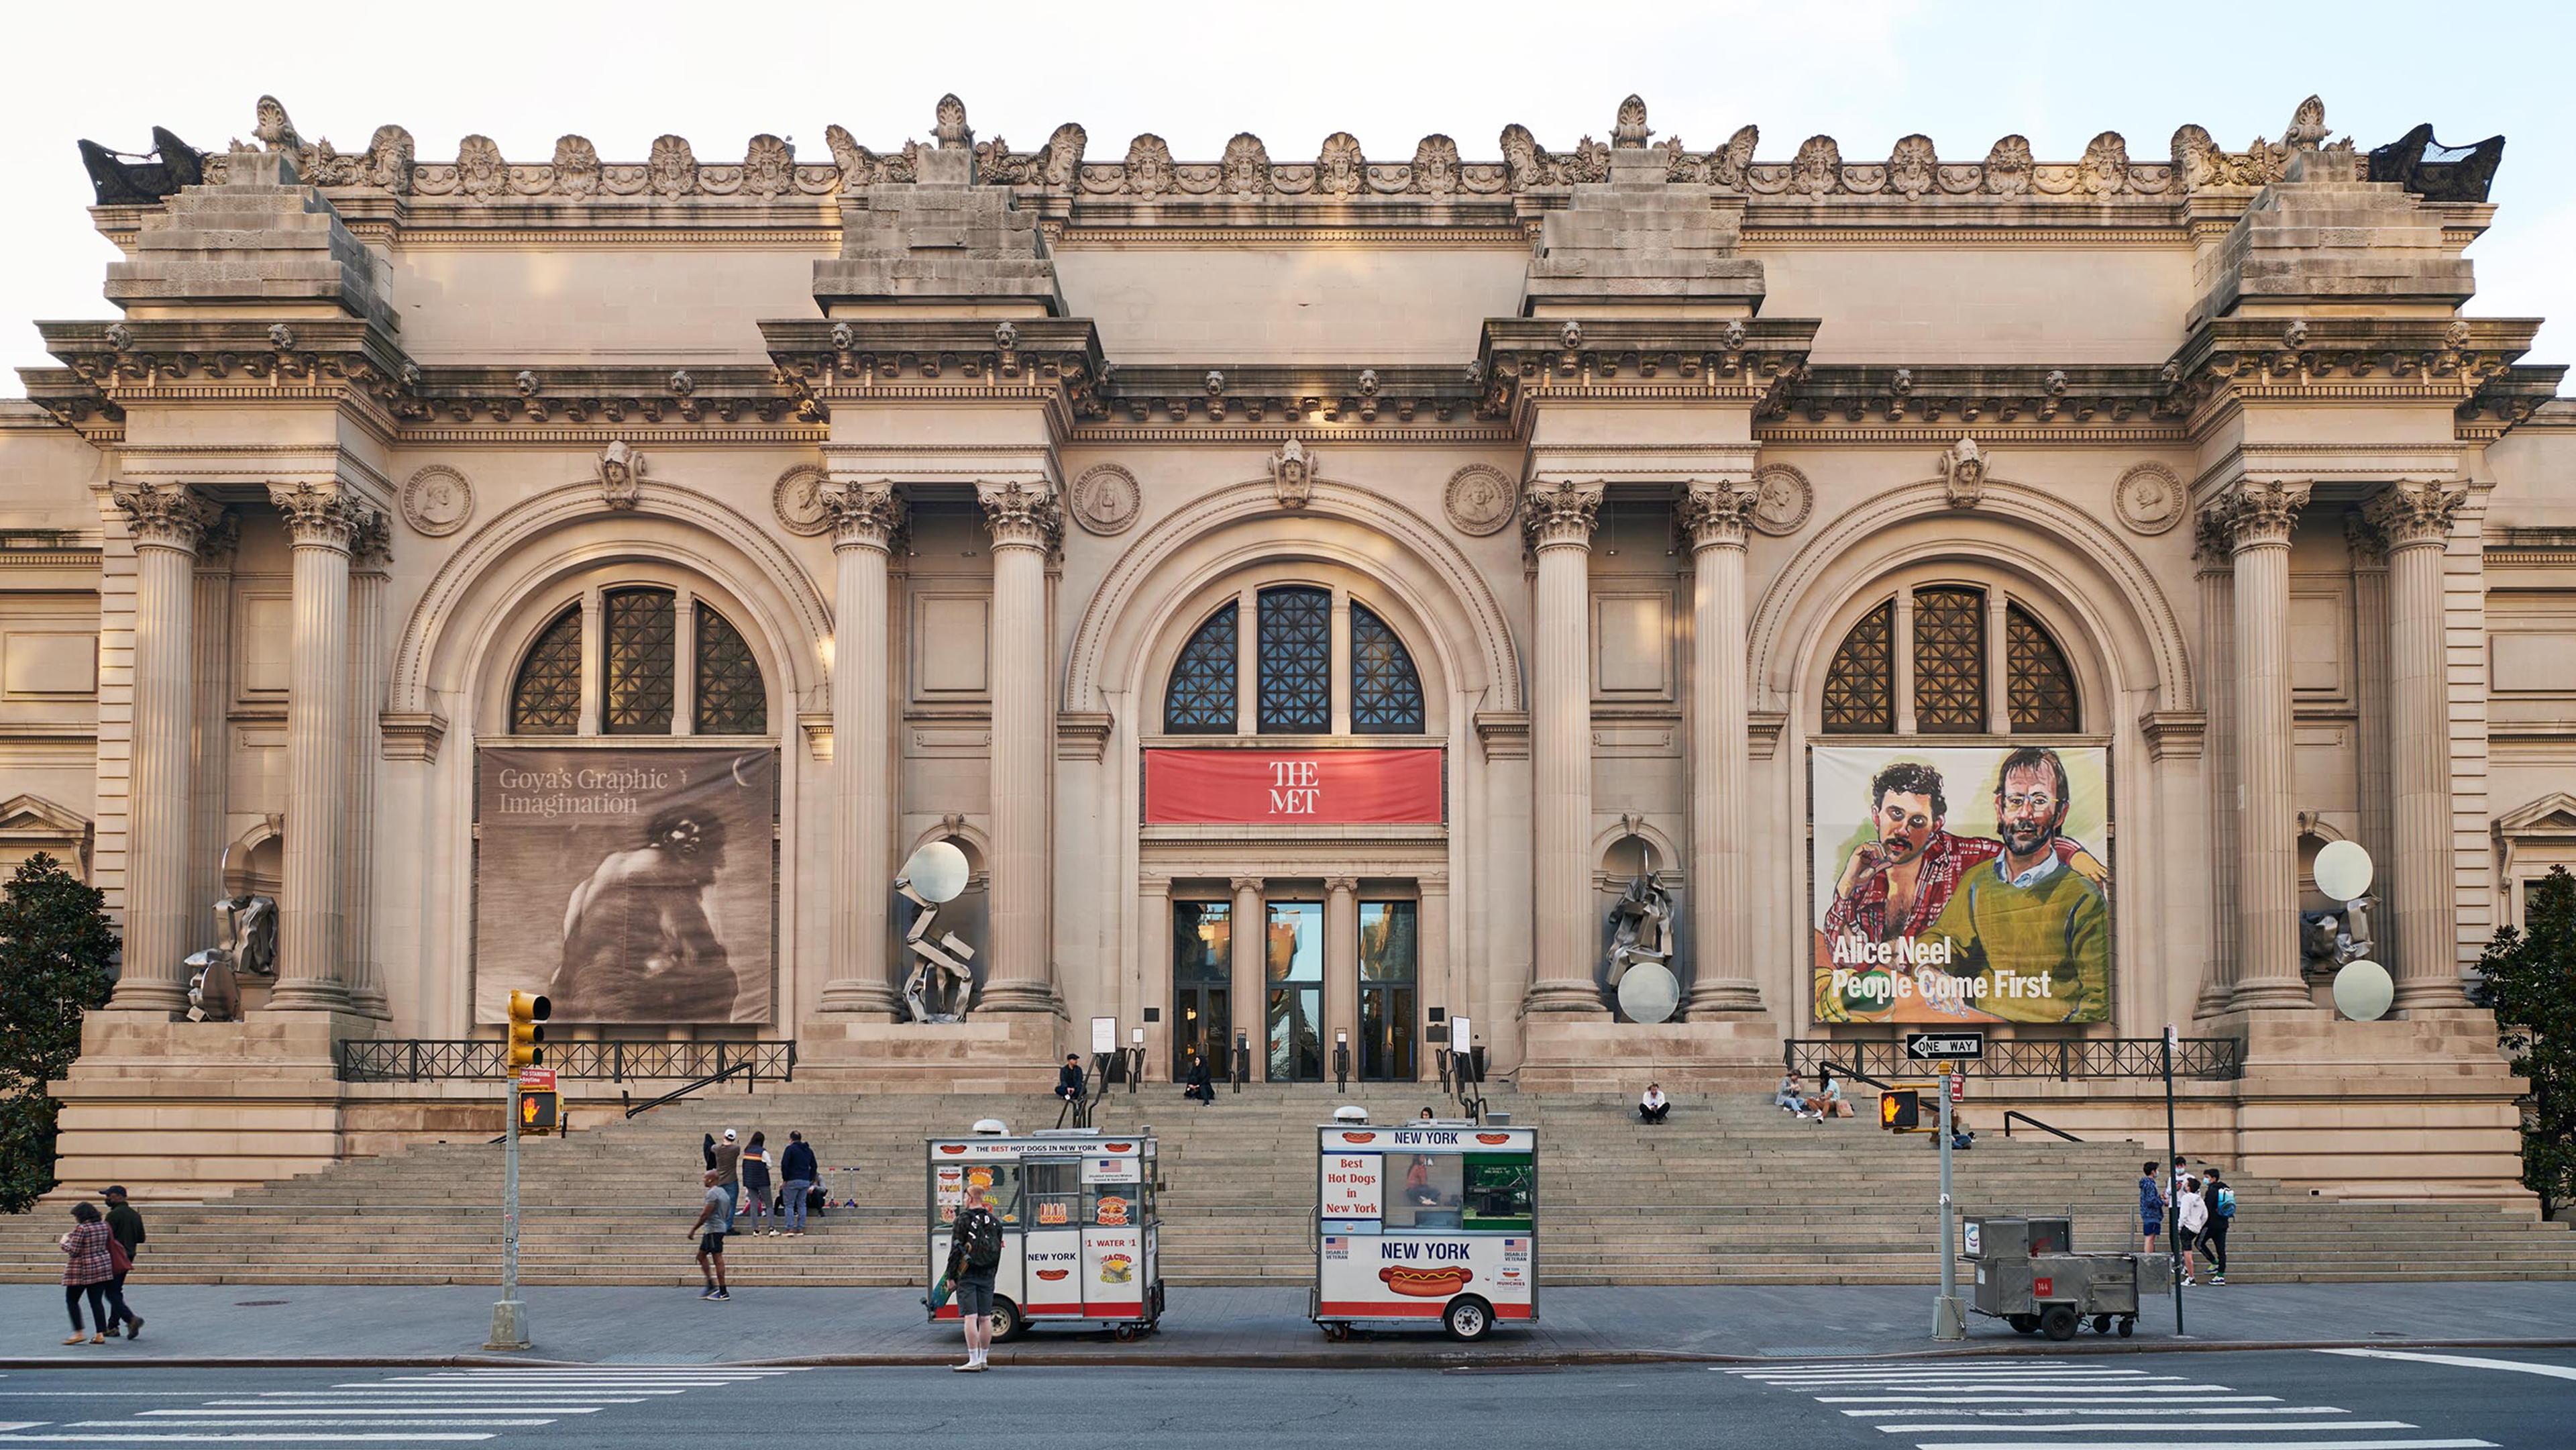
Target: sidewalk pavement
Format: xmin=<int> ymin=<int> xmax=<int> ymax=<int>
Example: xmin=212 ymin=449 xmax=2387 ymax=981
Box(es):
xmin=7 ymin=1280 xmax=2573 ymax=1367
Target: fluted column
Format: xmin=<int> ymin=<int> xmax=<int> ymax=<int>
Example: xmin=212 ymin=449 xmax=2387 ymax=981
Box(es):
xmin=974 ymin=480 xmax=1061 ymax=1015
xmin=2367 ymin=481 xmax=2471 ymax=1011
xmin=1324 ymin=876 xmax=1359 ymax=1067
xmin=820 ymin=482 xmax=906 ymax=1015
xmin=1230 ymin=876 xmax=1264 ymax=1078
xmin=2346 ymin=513 xmax=2395 ymax=902
xmin=2191 ymin=512 xmax=2239 ymax=1017
xmin=187 ymin=514 xmax=239 ymax=941
xmin=1523 ymin=479 xmax=1607 ymax=1014
xmin=343 ymin=515 xmax=392 ymax=1019
xmin=110 ymin=483 xmax=217 ymax=1013
xmin=2221 ymin=480 xmax=2313 ymax=1011
xmin=1417 ymin=878 xmax=1450 ymax=1082
xmin=1679 ymin=482 xmax=1762 ymax=1016
xmin=266 ymin=482 xmax=373 ymax=1013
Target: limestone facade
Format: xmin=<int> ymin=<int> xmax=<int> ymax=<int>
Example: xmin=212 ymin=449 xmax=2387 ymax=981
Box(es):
xmin=6 ymin=93 xmax=2575 ymax=1202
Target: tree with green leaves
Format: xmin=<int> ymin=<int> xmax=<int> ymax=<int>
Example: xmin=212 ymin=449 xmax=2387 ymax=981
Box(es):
xmin=0 ymin=853 xmax=117 ymax=1212
xmin=2472 ymin=864 xmax=2576 ymax=1221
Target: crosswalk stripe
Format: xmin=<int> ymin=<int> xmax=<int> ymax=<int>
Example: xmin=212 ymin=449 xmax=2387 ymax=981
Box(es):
xmin=1907 ymin=1441 xmax=2494 ymax=1450
xmin=1820 ymin=1396 xmax=2284 ymax=1405
xmin=146 ymin=1410 xmax=564 ymax=1419
xmin=1799 ymin=1385 xmax=2235 ymax=1395
xmin=1879 ymin=1425 xmax=2416 ymax=1436
xmin=213 ymin=1402 xmax=608 ymax=1411
xmin=1848 ymin=1408 xmax=2356 ymax=1418
xmin=0 ymin=1436 xmax=496 ymax=1444
xmin=2316 ymin=1349 xmax=2576 ymax=1382
xmin=97 ymin=1422 xmax=553 ymax=1430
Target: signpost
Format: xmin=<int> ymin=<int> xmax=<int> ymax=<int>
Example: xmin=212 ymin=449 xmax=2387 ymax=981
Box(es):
xmin=1905 ymin=1031 xmax=1986 ymax=1061
xmin=486 ymin=1072 xmax=528 ymax=1349
xmin=2164 ymin=1021 xmax=2184 ymax=1337
xmin=1932 ymin=1068 xmax=1965 ymax=1340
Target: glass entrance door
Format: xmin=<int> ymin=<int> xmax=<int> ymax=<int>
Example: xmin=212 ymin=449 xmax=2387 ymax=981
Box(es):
xmin=1358 ymin=900 xmax=1418 ymax=1080
xmin=1171 ymin=900 xmax=1232 ymax=1080
xmin=1265 ymin=900 xmax=1324 ymax=1082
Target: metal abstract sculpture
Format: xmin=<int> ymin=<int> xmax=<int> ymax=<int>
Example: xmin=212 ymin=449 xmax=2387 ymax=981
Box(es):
xmin=1603 ymin=870 xmax=1673 ymax=989
xmin=77 ymin=128 xmax=207 ymax=205
xmin=184 ymin=892 xmax=276 ymax=1022
xmin=896 ymin=840 xmax=976 ymax=1022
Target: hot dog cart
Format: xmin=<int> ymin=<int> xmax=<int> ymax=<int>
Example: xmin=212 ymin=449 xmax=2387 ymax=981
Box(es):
xmin=1962 ymin=1213 xmax=2169 ymax=1340
xmin=1312 ymin=1117 xmax=1537 ymax=1341
xmin=925 ymin=1126 xmax=1163 ymax=1341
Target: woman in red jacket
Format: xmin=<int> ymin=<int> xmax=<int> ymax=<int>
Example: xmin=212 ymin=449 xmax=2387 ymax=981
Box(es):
xmin=59 ymin=1202 xmax=116 ymax=1345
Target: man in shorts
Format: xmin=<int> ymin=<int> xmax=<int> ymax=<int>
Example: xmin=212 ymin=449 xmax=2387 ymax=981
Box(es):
xmin=688 ymin=1168 xmax=732 ymax=1300
xmin=2138 ymin=1160 xmax=2164 ymax=1253
xmin=945 ymin=1180 xmax=1004 ymax=1371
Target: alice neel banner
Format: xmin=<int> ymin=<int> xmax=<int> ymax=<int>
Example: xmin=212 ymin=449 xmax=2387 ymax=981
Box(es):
xmin=475 ymin=747 xmax=775 ymax=1025
xmin=1811 ymin=745 xmax=2111 ymax=1025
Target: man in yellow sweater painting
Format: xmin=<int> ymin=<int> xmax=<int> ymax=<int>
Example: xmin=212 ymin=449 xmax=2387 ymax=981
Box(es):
xmin=1924 ymin=746 xmax=2109 ymax=1023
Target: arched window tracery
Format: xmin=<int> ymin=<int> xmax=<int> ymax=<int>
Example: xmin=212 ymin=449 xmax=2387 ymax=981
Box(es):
xmin=1820 ymin=584 xmax=2080 ymax=735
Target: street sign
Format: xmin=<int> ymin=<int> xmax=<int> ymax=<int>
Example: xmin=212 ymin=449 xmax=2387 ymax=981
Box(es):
xmin=1947 ymin=1074 xmax=1966 ymax=1104
xmin=517 ymin=1066 xmax=555 ymax=1092
xmin=1904 ymin=1031 xmax=1985 ymax=1061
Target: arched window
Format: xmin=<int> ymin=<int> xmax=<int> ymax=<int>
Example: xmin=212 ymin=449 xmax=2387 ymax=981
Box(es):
xmin=510 ymin=607 xmax=584 ymax=735
xmin=1821 ymin=585 xmax=2079 ymax=735
xmin=1256 ymin=586 xmax=1332 ymax=733
xmin=505 ymin=588 xmax=769 ymax=737
xmin=1165 ymin=603 xmax=1238 ymax=734
xmin=1160 ymin=585 xmax=1430 ymax=738
xmin=1349 ymin=603 xmax=1426 ymax=733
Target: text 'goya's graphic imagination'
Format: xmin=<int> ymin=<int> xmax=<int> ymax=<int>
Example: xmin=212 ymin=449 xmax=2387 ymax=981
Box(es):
xmin=475 ymin=747 xmax=775 ymax=1024
xmin=1811 ymin=745 xmax=2110 ymax=1025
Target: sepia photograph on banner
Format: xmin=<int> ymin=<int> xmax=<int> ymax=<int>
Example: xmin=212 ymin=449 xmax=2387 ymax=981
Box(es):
xmin=1811 ymin=744 xmax=2111 ymax=1025
xmin=474 ymin=746 xmax=777 ymax=1025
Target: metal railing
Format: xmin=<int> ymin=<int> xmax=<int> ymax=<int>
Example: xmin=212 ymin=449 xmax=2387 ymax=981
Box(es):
xmin=2002 ymin=1110 xmax=2085 ymax=1143
xmin=1782 ymin=1036 xmax=2242 ymax=1082
xmin=338 ymin=1039 xmax=797 ymax=1084
xmin=1819 ymin=1058 xmax=1894 ymax=1091
xmin=623 ymin=1061 xmax=759 ymax=1119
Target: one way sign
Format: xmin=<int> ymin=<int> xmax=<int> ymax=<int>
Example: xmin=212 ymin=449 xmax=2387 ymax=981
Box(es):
xmin=1904 ymin=1031 xmax=1986 ymax=1061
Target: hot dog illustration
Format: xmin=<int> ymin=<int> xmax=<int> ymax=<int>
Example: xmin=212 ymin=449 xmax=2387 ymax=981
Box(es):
xmin=1034 ymin=1267 xmax=1069 ymax=1282
xmin=1095 ymin=1195 xmax=1130 ymax=1226
xmin=1477 ymin=1132 xmax=1511 ymax=1145
xmin=1341 ymin=1132 xmax=1375 ymax=1145
xmin=1379 ymin=1265 xmax=1472 ymax=1298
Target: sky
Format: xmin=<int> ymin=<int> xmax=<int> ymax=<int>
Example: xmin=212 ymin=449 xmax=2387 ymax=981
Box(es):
xmin=5 ymin=0 xmax=2571 ymax=393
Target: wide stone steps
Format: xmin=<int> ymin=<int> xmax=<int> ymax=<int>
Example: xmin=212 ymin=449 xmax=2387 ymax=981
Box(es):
xmin=10 ymin=1086 xmax=2573 ymax=1287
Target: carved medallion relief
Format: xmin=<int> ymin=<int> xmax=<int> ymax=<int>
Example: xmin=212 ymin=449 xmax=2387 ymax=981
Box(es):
xmin=1750 ymin=463 xmax=1813 ymax=536
xmin=772 ymin=464 xmax=830 ymax=536
xmin=1069 ymin=462 xmax=1142 ymax=535
xmin=398 ymin=464 xmax=474 ymax=536
xmin=1442 ymin=464 xmax=1519 ymax=537
xmin=2114 ymin=461 xmax=2186 ymax=536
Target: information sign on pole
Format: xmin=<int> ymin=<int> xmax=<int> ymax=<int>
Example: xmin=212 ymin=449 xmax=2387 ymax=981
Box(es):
xmin=1091 ymin=1016 xmax=1118 ymax=1056
xmin=518 ymin=1066 xmax=555 ymax=1092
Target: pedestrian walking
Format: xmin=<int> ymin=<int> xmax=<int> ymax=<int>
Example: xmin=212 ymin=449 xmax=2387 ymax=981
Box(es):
xmin=688 ymin=1168 xmax=732 ymax=1300
xmin=740 ymin=1131 xmax=776 ymax=1235
xmin=2139 ymin=1160 xmax=2165 ymax=1253
xmin=944 ymin=1179 xmax=1004 ymax=1371
xmin=58 ymin=1202 xmax=115 ymax=1345
xmin=1638 ymin=1082 xmax=1670 ymax=1125
xmin=1182 ymin=1052 xmax=1214 ymax=1105
xmin=101 ymin=1186 xmax=145 ymax=1339
xmin=2176 ymin=1173 xmax=2208 ymax=1285
xmin=713 ymin=1127 xmax=741 ymax=1218
xmin=779 ymin=1131 xmax=818 ymax=1237
xmin=2202 ymin=1169 xmax=2235 ymax=1284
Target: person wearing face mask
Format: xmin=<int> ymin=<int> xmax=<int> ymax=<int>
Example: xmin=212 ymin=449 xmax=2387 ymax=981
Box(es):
xmin=1921 ymin=747 xmax=2110 ymax=1023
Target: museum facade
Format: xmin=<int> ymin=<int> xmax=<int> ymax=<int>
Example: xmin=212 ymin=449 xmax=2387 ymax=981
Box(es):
xmin=5 ymin=93 xmax=2573 ymax=1202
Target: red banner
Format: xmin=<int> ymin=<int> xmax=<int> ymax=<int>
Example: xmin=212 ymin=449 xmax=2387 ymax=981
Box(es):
xmin=1144 ymin=748 xmax=1443 ymax=825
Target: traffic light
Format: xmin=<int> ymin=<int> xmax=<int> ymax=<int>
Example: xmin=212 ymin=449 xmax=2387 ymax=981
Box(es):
xmin=1880 ymin=1088 xmax=1921 ymax=1131
xmin=506 ymin=990 xmax=550 ymax=1069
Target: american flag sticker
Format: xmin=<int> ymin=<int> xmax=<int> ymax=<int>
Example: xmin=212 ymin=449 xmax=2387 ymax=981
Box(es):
xmin=1503 ymin=1238 xmax=1523 ymax=1249
xmin=1324 ymin=1235 xmax=1349 ymax=1259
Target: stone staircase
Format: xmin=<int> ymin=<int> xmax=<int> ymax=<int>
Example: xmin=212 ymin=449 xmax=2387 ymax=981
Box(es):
xmin=8 ymin=1085 xmax=2573 ymax=1288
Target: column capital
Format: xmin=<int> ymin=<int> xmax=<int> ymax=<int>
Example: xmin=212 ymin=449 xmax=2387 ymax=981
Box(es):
xmin=827 ymin=480 xmax=908 ymax=552
xmin=1522 ymin=478 xmax=1605 ymax=552
xmin=350 ymin=509 xmax=394 ymax=571
xmin=2220 ymin=478 xmax=2310 ymax=552
xmin=1325 ymin=874 xmax=1359 ymax=895
xmin=1676 ymin=480 xmax=1761 ymax=551
xmin=111 ymin=482 xmax=219 ymax=552
xmin=267 ymin=482 xmax=379 ymax=552
xmin=2343 ymin=510 xmax=2390 ymax=570
xmin=1228 ymin=875 xmax=1265 ymax=896
xmin=2362 ymin=480 xmax=2469 ymax=552
xmin=2191 ymin=504 xmax=2236 ymax=570
xmin=976 ymin=478 xmax=1062 ymax=553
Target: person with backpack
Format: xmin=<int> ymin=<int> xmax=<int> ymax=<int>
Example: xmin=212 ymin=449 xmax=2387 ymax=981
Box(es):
xmin=779 ymin=1131 xmax=818 ymax=1237
xmin=2175 ymin=1173 xmax=2208 ymax=1286
xmin=2138 ymin=1160 xmax=2165 ymax=1253
xmin=101 ymin=1186 xmax=144 ymax=1339
xmin=943 ymin=1180 xmax=1004 ymax=1371
xmin=2202 ymin=1169 xmax=2235 ymax=1285
xmin=740 ymin=1131 xmax=776 ymax=1236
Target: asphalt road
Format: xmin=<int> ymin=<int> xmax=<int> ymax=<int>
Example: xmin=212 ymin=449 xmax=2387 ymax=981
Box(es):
xmin=0 ymin=1349 xmax=2570 ymax=1449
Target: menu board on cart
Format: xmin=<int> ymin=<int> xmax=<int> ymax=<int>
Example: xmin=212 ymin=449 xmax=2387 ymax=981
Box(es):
xmin=1321 ymin=1151 xmax=1383 ymax=1231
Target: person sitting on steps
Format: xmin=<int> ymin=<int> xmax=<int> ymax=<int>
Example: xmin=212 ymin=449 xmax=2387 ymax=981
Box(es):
xmin=1638 ymin=1082 xmax=1670 ymax=1125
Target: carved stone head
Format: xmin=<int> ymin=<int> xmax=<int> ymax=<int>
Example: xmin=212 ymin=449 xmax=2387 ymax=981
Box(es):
xmin=1221 ymin=133 xmax=1269 ymax=196
xmin=1939 ymin=437 xmax=1987 ymax=509
xmin=1317 ymin=133 xmax=1365 ymax=195
xmin=1270 ymin=437 xmax=1316 ymax=507
xmin=598 ymin=441 xmax=645 ymax=509
xmin=1500 ymin=123 xmax=1548 ymax=189
xmin=1123 ymin=134 xmax=1173 ymax=197
xmin=648 ymin=134 xmax=697 ymax=196
xmin=1040 ymin=122 xmax=1087 ymax=188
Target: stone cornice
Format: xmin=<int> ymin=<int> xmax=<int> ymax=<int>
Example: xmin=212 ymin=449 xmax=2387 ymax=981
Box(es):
xmin=2162 ymin=315 xmax=2540 ymax=436
xmin=761 ymin=317 xmax=1104 ymax=430
xmin=34 ymin=316 xmax=411 ymax=437
xmin=1775 ymin=361 xmax=2168 ymax=427
xmin=1477 ymin=317 xmax=1817 ymax=427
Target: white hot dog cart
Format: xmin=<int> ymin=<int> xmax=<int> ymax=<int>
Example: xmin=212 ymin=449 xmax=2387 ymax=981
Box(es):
xmin=1312 ymin=1119 xmax=1538 ymax=1341
xmin=925 ymin=1127 xmax=1163 ymax=1341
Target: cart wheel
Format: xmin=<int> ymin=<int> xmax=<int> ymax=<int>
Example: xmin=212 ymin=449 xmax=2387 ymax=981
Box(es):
xmin=1443 ymin=1296 xmax=1493 ymax=1343
xmin=1321 ymin=1321 xmax=1350 ymax=1343
xmin=2092 ymin=1314 xmax=2111 ymax=1335
xmin=2008 ymin=1313 xmax=2041 ymax=1335
xmin=2039 ymin=1305 xmax=2079 ymax=1342
xmin=988 ymin=1297 xmax=1024 ymax=1343
xmin=2118 ymin=1317 xmax=2135 ymax=1338
xmin=1112 ymin=1323 xmax=1138 ymax=1342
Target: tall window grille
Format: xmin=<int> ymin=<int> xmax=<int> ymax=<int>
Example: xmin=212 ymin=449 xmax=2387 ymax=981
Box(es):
xmin=1164 ymin=603 xmax=1239 ymax=734
xmin=1256 ymin=586 xmax=1332 ymax=733
xmin=1349 ymin=603 xmax=1426 ymax=733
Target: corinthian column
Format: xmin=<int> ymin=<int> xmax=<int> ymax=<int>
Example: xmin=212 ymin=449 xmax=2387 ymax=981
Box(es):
xmin=2191 ymin=511 xmax=2239 ymax=1017
xmin=110 ymin=482 xmax=217 ymax=1013
xmin=266 ymin=482 xmax=374 ymax=1013
xmin=2220 ymin=479 xmax=2313 ymax=1012
xmin=343 ymin=515 xmax=392 ymax=1018
xmin=820 ymin=481 xmax=906 ymax=1015
xmin=1523 ymin=479 xmax=1607 ymax=1015
xmin=1679 ymin=480 xmax=1762 ymax=1017
xmin=2365 ymin=480 xmax=2471 ymax=1011
xmin=974 ymin=480 xmax=1061 ymax=1015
